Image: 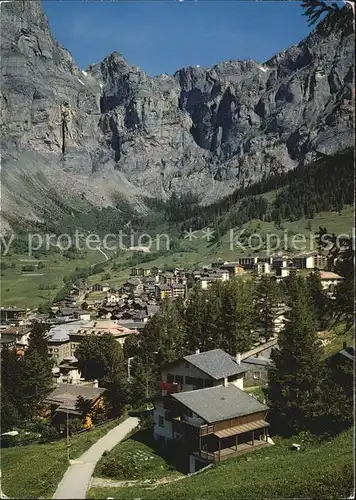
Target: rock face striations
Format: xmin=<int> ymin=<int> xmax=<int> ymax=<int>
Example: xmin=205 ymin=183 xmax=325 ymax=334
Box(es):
xmin=0 ymin=1 xmax=354 ymax=225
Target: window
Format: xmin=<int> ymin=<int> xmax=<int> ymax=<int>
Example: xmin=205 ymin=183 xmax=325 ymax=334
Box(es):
xmin=167 ymin=374 xmax=183 ymax=385
xmin=185 ymin=376 xmax=204 ymax=389
xmin=158 ymin=415 xmax=164 ymax=427
xmin=175 ymin=375 xmax=184 ymax=385
xmin=184 ymin=409 xmax=194 ymax=418
xmin=253 ymin=371 xmax=261 ymax=380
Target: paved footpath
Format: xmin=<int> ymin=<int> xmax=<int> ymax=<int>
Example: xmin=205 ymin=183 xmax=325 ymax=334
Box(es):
xmin=53 ymin=417 xmax=139 ymax=499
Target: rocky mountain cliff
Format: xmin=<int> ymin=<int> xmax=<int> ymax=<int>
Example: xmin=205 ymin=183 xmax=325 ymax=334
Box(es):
xmin=0 ymin=0 xmax=354 ymax=227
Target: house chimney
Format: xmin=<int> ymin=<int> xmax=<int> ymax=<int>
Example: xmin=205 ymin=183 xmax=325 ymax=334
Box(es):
xmin=236 ymin=353 xmax=241 ymax=365
xmin=195 ymin=348 xmax=200 ymax=354
xmin=93 ymin=379 xmax=98 ymax=388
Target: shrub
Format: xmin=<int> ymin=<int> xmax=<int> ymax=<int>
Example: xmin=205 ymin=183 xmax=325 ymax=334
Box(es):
xmin=38 ymin=424 xmax=61 ymax=443
xmin=68 ymin=418 xmax=83 ymax=435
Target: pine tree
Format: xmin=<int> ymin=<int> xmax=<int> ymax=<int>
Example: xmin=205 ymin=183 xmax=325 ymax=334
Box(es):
xmin=21 ymin=350 xmax=54 ymax=419
xmin=301 ymin=0 xmax=353 ymax=36
xmin=1 ymin=347 xmax=24 ymax=429
xmin=185 ymin=285 xmax=212 ymax=352
xmin=220 ymin=278 xmax=255 ymax=355
xmin=204 ymin=282 xmax=224 ymax=351
xmin=75 ymin=333 xmax=124 ymax=383
xmin=306 ymin=271 xmax=328 ymax=329
xmin=254 ymin=276 xmax=281 ymax=342
xmin=316 ymin=231 xmax=354 ymax=330
xmin=320 ymin=359 xmax=353 ymax=435
xmin=150 ymin=299 xmax=187 ymax=362
xmin=27 ymin=322 xmax=49 ymax=359
xmin=267 ymin=277 xmax=324 ymax=435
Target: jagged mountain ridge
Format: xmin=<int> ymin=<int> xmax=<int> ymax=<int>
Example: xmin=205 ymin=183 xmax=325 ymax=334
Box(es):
xmin=0 ymin=0 xmax=354 ymax=228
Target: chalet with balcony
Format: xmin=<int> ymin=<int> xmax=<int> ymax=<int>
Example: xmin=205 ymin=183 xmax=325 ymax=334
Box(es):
xmin=158 ymin=349 xmax=246 ymax=395
xmin=152 ymin=348 xmax=270 ymax=471
xmin=154 ymin=383 xmax=270 ymax=473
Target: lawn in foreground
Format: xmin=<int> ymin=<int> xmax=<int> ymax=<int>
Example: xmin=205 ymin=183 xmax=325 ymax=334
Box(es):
xmin=1 ymin=418 xmax=125 ymax=499
xmin=94 ymin=428 xmax=182 ymax=481
xmin=88 ymin=427 xmax=353 ymax=499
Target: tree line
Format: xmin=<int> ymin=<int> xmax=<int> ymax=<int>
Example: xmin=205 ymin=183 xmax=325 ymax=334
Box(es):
xmin=145 ymin=149 xmax=354 ymax=233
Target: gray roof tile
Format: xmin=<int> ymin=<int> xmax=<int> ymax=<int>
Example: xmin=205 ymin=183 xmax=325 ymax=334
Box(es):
xmin=172 ymin=384 xmax=268 ymax=423
xmin=184 ymin=349 xmax=246 ymax=379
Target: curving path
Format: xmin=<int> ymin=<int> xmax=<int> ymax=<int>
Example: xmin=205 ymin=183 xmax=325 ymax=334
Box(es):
xmin=53 ymin=417 xmax=139 ymax=499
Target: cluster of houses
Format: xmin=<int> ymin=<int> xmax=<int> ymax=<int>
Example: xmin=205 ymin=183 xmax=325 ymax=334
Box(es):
xmin=125 ymin=251 xmax=342 ymax=295
xmin=0 ymin=248 xmax=352 ymax=470
xmin=0 ymin=249 xmax=343 ymax=360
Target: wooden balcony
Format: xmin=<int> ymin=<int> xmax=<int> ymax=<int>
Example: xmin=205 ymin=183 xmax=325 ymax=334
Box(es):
xmin=199 ymin=411 xmax=268 ymax=436
xmin=198 ymin=418 xmax=270 ymax=464
xmin=197 ymin=438 xmax=270 ymax=464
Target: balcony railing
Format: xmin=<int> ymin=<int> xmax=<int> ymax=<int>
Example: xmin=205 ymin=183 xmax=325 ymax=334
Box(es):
xmin=199 ymin=450 xmax=217 ymax=463
xmin=159 ymin=382 xmax=181 ymax=393
xmin=200 ymin=424 xmax=214 ymax=436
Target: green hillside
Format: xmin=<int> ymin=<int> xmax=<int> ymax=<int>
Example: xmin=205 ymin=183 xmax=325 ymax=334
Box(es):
xmin=88 ymin=427 xmax=353 ymax=499
xmin=1 ymin=204 xmax=353 ymax=308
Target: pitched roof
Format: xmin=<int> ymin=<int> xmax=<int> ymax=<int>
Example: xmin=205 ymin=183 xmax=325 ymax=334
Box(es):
xmin=240 ymin=338 xmax=278 ymax=361
xmin=172 ymin=384 xmax=268 ymax=423
xmin=183 ymin=349 xmax=246 ymax=379
xmin=320 ymin=272 xmax=343 ymax=280
xmin=44 ymin=384 xmax=106 ymax=412
xmin=242 ymin=357 xmax=272 ymax=367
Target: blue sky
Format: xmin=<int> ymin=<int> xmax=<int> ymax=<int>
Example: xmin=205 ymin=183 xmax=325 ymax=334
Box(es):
xmin=43 ymin=0 xmax=313 ymax=75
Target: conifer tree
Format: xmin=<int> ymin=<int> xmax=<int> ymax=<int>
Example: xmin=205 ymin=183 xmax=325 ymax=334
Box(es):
xmin=301 ymin=0 xmax=353 ymax=36
xmin=306 ymin=271 xmax=328 ymax=329
xmin=21 ymin=350 xmax=54 ymax=419
xmin=27 ymin=322 xmax=49 ymax=359
xmin=267 ymin=276 xmax=324 ymax=435
xmin=204 ymin=282 xmax=224 ymax=351
xmin=220 ymin=278 xmax=255 ymax=355
xmin=1 ymin=347 xmax=24 ymax=429
xmin=185 ymin=285 xmax=212 ymax=352
xmin=254 ymin=276 xmax=281 ymax=342
xmin=317 ymin=230 xmax=354 ymax=330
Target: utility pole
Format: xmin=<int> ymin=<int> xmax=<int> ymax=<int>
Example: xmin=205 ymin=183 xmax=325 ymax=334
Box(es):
xmin=127 ymin=357 xmax=134 ymax=381
xmin=66 ymin=406 xmax=70 ymax=463
xmin=145 ymin=354 xmax=149 ymax=410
